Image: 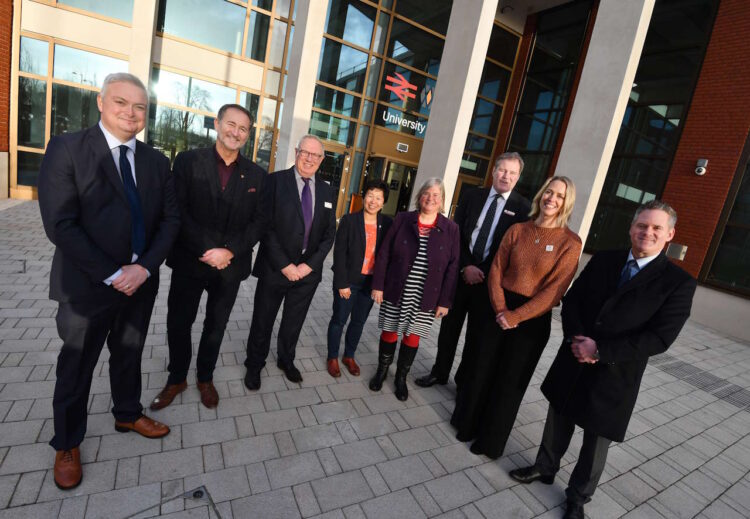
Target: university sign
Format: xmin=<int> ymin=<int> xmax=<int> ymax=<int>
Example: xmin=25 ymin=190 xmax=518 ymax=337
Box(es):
xmin=380 ymin=72 xmax=431 ymax=135
xmin=381 ymin=111 xmax=426 ymax=134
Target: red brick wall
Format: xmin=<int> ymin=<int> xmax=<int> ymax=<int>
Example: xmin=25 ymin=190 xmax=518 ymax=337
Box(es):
xmin=0 ymin=0 xmax=12 ymax=152
xmin=661 ymin=0 xmax=750 ymax=277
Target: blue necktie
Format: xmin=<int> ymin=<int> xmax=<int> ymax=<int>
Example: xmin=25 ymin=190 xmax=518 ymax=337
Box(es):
xmin=301 ymin=178 xmax=313 ymax=251
xmin=618 ymin=259 xmax=639 ymax=287
xmin=118 ymin=145 xmax=145 ymax=256
xmin=472 ymin=194 xmax=500 ymax=263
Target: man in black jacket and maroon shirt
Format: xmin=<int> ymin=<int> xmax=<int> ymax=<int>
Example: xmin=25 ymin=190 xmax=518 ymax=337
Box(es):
xmin=150 ymin=103 xmax=266 ymax=411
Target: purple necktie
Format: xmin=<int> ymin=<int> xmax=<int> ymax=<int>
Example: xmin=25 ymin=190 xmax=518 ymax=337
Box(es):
xmin=301 ymin=178 xmax=313 ymax=250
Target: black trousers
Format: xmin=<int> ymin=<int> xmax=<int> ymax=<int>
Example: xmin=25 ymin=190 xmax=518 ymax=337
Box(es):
xmin=50 ymin=284 xmax=157 ymax=451
xmin=245 ymin=272 xmax=319 ymax=372
xmin=452 ymin=290 xmax=551 ymax=458
xmin=166 ymin=269 xmax=242 ymax=384
xmin=431 ymin=277 xmax=494 ymax=385
xmin=535 ymin=405 xmax=612 ymax=505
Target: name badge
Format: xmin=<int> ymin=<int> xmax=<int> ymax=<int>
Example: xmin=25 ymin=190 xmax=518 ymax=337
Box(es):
xmin=503 ymin=209 xmax=515 ymax=216
xmin=545 ymin=245 xmax=554 ymax=252
xmin=324 ymin=202 xmax=333 ymax=209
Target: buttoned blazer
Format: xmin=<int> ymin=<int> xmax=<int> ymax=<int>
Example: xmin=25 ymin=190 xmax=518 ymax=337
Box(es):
xmin=252 ymin=167 xmax=336 ymax=282
xmin=38 ymin=124 xmax=180 ymax=303
xmin=541 ymin=249 xmax=697 ymax=442
xmin=454 ymin=187 xmax=530 ymax=274
xmin=371 ymin=210 xmax=460 ymax=312
xmin=331 ymin=210 xmax=393 ymax=290
xmin=166 ymin=147 xmax=266 ymax=282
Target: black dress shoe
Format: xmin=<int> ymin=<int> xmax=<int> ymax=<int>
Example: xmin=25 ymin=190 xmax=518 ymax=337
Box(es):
xmin=244 ymin=369 xmax=261 ymax=390
xmin=508 ymin=466 xmax=555 ymax=485
xmin=562 ymin=501 xmax=584 ymax=519
xmin=278 ymin=362 xmax=303 ymax=383
xmin=414 ymin=373 xmax=447 ymax=388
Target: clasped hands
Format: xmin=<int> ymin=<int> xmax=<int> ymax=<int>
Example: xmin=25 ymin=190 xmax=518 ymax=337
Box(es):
xmin=570 ymin=335 xmax=599 ymax=364
xmin=112 ymin=264 xmax=149 ymax=296
xmin=281 ymin=263 xmax=313 ymax=282
xmin=200 ymin=248 xmax=234 ymax=270
xmin=370 ymin=289 xmax=448 ymax=318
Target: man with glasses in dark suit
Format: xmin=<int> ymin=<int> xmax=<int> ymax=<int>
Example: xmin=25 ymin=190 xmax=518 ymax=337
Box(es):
xmin=244 ymin=135 xmax=336 ymax=389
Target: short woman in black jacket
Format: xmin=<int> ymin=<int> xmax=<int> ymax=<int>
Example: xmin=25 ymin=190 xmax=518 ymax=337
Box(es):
xmin=326 ymin=180 xmax=392 ymax=378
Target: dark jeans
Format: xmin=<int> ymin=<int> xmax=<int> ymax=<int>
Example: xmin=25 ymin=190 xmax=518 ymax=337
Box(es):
xmin=327 ymin=275 xmax=374 ymax=359
xmin=51 ymin=284 xmax=157 ymax=450
xmin=166 ymin=269 xmax=242 ymax=384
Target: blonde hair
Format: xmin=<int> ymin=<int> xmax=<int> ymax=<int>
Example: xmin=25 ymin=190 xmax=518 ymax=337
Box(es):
xmin=528 ymin=175 xmax=576 ymax=228
xmin=414 ymin=177 xmax=445 ymax=214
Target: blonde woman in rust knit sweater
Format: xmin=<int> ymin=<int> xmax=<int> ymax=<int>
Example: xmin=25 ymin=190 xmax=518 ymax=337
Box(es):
xmin=451 ymin=175 xmax=582 ymax=459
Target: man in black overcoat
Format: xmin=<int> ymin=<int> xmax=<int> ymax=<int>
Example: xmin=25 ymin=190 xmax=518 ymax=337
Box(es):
xmin=150 ymin=104 xmax=266 ymax=411
xmin=37 ymin=73 xmax=180 ymax=490
xmin=415 ymin=152 xmax=530 ymax=388
xmin=510 ymin=200 xmax=697 ymax=519
xmin=244 ymin=134 xmax=336 ymax=388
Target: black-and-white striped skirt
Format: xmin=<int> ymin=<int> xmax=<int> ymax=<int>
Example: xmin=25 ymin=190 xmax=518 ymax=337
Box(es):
xmin=378 ymin=234 xmax=435 ymax=337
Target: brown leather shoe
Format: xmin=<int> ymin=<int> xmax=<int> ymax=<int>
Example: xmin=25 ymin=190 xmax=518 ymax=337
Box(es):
xmin=54 ymin=447 xmax=82 ymax=490
xmin=197 ymin=381 xmax=219 ymax=408
xmin=342 ymin=356 xmax=360 ymax=376
xmin=327 ymin=358 xmax=341 ymax=378
xmin=115 ymin=415 xmax=170 ymax=438
xmin=149 ymin=381 xmax=187 ymax=410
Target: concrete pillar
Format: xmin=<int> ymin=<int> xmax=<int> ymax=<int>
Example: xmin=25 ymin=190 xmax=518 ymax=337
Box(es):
xmin=129 ymin=0 xmax=159 ymax=141
xmin=412 ymin=0 xmax=498 ymax=211
xmin=275 ymin=0 xmax=328 ymax=170
xmin=554 ymin=0 xmax=655 ymax=240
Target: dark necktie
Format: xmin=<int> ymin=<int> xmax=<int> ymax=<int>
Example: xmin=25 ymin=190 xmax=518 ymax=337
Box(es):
xmin=472 ymin=194 xmax=501 ymax=263
xmin=118 ymin=145 xmax=145 ymax=256
xmin=301 ymin=178 xmax=313 ymax=251
xmin=618 ymin=259 xmax=639 ymax=287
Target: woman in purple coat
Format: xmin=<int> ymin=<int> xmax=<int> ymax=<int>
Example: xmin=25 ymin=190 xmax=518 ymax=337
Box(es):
xmin=370 ymin=178 xmax=460 ymax=401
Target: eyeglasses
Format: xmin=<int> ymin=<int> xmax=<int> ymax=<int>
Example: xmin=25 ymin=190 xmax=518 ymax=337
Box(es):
xmin=297 ymin=149 xmax=324 ymax=160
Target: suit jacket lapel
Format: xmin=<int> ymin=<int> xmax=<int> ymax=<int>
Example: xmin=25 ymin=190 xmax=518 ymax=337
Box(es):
xmin=312 ymin=175 xmax=326 ymax=232
xmin=134 ymin=142 xmax=152 ymax=209
xmin=464 ymin=188 xmax=488 ymax=240
xmin=375 ymin=212 xmax=385 ymax=249
xmin=199 ymin=148 xmax=221 ymax=212
xmin=89 ymin=126 xmax=128 ymax=204
xmin=285 ymin=168 xmax=304 ymax=221
xmin=356 ymin=210 xmax=366 ymax=252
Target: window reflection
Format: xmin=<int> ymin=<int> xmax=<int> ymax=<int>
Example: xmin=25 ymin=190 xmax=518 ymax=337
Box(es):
xmin=19 ymin=37 xmax=48 ymax=76
xmin=158 ymin=0 xmax=245 ymax=55
xmin=487 ymin=25 xmax=519 ymax=68
xmin=51 ymin=84 xmax=100 ymax=136
xmin=240 ymin=91 xmax=260 ymax=159
xmin=365 ymin=56 xmax=381 ymax=99
xmin=17 ymin=151 xmax=44 ymax=187
xmin=148 ymin=104 xmax=217 ymax=161
xmin=388 ymin=19 xmax=443 ymax=76
xmin=150 ymin=68 xmax=236 ymax=114
xmin=393 ymin=0 xmax=452 ymax=35
xmin=53 ymin=45 xmax=127 ymax=87
xmin=18 ymin=77 xmax=46 ymax=148
xmin=246 ymin=10 xmax=270 ymax=62
xmin=313 ymin=85 xmax=361 ymax=118
xmin=374 ymin=12 xmax=389 ymax=54
xmin=318 ymin=39 xmax=368 ymax=93
xmin=309 ymin=111 xmax=355 ymax=146
xmin=325 ymin=0 xmax=376 ymax=50
xmin=268 ymin=20 xmax=288 ymax=68
xmin=60 ymin=0 xmax=134 ymax=23
xmin=479 ymin=62 xmax=511 ymax=103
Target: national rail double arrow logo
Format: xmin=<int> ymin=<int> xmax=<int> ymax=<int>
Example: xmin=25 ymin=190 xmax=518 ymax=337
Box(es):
xmin=384 ymin=72 xmax=417 ymax=103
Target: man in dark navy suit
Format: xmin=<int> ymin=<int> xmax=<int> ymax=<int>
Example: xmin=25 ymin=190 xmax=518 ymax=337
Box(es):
xmin=244 ymin=135 xmax=336 ymax=388
xmin=38 ymin=73 xmax=180 ymax=490
xmin=510 ymin=200 xmax=697 ymax=519
xmin=150 ymin=104 xmax=266 ymax=411
xmin=416 ymin=152 xmax=530 ymax=389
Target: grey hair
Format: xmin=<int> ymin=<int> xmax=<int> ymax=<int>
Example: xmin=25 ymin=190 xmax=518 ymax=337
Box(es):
xmin=494 ymin=151 xmax=524 ymax=174
xmin=296 ymin=134 xmax=324 ymax=151
xmin=100 ymin=72 xmax=149 ymax=101
xmin=413 ymin=177 xmax=446 ymax=214
xmin=632 ymin=199 xmax=678 ymax=229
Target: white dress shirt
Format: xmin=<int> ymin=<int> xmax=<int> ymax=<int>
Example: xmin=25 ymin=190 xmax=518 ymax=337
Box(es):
xmin=469 ymin=186 xmax=511 ymax=262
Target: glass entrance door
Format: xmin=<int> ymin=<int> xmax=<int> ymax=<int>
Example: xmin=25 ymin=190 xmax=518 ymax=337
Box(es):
xmin=381 ymin=160 xmax=418 ymax=217
xmin=317 ymin=147 xmax=352 ymax=219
